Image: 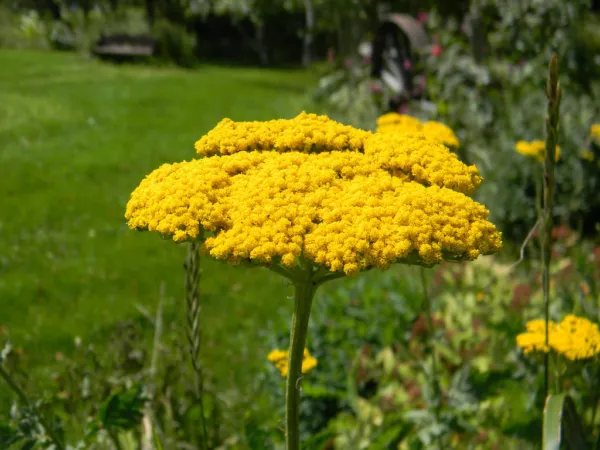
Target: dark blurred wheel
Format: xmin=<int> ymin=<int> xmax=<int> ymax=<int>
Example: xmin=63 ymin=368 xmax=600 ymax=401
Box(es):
xmin=370 ymin=14 xmax=430 ymax=111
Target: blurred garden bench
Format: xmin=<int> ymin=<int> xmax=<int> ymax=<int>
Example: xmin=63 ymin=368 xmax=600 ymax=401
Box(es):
xmin=92 ymin=34 xmax=156 ymax=62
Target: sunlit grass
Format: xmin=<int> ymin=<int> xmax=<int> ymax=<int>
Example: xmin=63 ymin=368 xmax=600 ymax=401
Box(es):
xmin=0 ymin=49 xmax=315 ymax=416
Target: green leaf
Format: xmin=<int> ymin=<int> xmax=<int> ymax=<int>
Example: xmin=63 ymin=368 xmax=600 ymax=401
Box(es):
xmin=98 ymin=387 xmax=147 ymax=431
xmin=369 ymin=424 xmax=406 ymax=449
xmin=544 ymin=394 xmax=566 ymax=450
xmin=152 ymin=425 xmax=164 ymax=450
xmin=0 ymin=423 xmax=22 ymax=447
xmin=244 ymin=422 xmax=274 ymax=450
xmin=543 ymin=394 xmax=587 ymax=450
xmin=562 ymin=396 xmax=587 ymax=450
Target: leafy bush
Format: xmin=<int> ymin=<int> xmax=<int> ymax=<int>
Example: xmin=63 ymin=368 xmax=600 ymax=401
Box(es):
xmin=311 ymin=1 xmax=600 ymax=242
xmin=152 ymin=19 xmax=197 ymax=68
xmin=0 ymin=6 xmax=49 ymax=49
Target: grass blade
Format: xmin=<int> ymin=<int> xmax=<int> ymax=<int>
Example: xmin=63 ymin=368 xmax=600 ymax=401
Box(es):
xmin=544 ymin=394 xmax=588 ymax=450
xmin=544 ymin=394 xmax=566 ymax=450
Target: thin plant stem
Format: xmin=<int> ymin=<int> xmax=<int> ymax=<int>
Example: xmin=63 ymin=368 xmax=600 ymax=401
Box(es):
xmin=542 ymin=55 xmax=561 ymax=398
xmin=590 ymin=366 xmax=600 ymax=438
xmin=108 ymin=428 xmax=124 ymax=450
xmin=0 ymin=364 xmax=66 ymax=450
xmin=420 ymin=268 xmax=443 ymax=450
xmin=285 ymin=273 xmax=316 ymax=450
xmin=184 ymin=239 xmax=209 ymax=450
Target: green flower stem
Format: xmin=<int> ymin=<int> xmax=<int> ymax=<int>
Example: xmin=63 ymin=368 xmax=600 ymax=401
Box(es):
xmin=184 ymin=239 xmax=209 ymax=450
xmin=542 ymin=55 xmax=561 ymax=398
xmin=420 ymin=268 xmax=443 ymax=450
xmin=0 ymin=364 xmax=66 ymax=450
xmin=286 ymin=276 xmax=316 ymax=450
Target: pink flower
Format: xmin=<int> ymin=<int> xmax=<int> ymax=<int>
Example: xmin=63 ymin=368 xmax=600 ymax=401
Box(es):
xmin=431 ymin=44 xmax=443 ymax=57
xmin=417 ymin=11 xmax=428 ymax=24
xmin=403 ymin=59 xmax=412 ymax=70
xmin=398 ymin=104 xmax=411 ymax=114
xmin=362 ymin=55 xmax=372 ymax=66
xmin=370 ymin=80 xmax=382 ymax=94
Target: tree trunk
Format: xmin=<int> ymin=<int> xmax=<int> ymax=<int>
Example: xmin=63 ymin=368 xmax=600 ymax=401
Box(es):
xmin=255 ymin=24 xmax=269 ymax=66
xmin=301 ymin=0 xmax=314 ymax=67
xmin=44 ymin=0 xmax=62 ymax=21
xmin=145 ymin=0 xmax=156 ymax=28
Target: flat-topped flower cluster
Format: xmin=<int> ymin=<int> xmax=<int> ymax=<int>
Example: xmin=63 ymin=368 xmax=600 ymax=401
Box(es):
xmin=126 ymin=112 xmax=502 ymax=275
xmin=376 ymin=112 xmax=460 ymax=149
xmin=517 ymin=315 xmax=600 ymax=361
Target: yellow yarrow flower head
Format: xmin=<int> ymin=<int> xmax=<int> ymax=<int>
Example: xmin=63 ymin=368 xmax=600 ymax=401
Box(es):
xmin=515 ymin=140 xmax=560 ymax=162
xmin=376 ymin=113 xmax=460 ymax=149
xmin=376 ymin=112 xmax=423 ymax=131
xmin=195 ymin=112 xmax=372 ymax=156
xmin=517 ymin=315 xmax=600 ymax=360
xmin=268 ymin=348 xmax=317 ymax=377
xmin=126 ymin=114 xmax=502 ymax=274
xmin=590 ymin=124 xmax=600 ymax=146
xmin=553 ymin=315 xmax=600 ymax=360
xmin=516 ymin=319 xmax=559 ymax=354
xmin=420 ymin=121 xmax=460 ymax=149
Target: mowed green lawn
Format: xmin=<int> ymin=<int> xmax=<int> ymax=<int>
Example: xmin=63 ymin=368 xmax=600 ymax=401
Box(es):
xmin=0 ymin=50 xmax=316 ymax=413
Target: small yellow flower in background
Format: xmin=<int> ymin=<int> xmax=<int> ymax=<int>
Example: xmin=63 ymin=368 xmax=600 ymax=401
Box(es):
xmin=590 ymin=124 xmax=600 ymax=145
xmin=375 ymin=112 xmax=460 ymax=149
xmin=515 ymin=140 xmax=560 ymax=162
xmin=516 ymin=319 xmax=559 ymax=354
xmin=517 ymin=315 xmax=600 ymax=360
xmin=421 ymin=121 xmax=460 ymax=149
xmin=268 ymin=348 xmax=317 ymax=377
xmin=376 ymin=112 xmax=422 ymax=131
xmin=581 ymin=150 xmax=595 ymax=161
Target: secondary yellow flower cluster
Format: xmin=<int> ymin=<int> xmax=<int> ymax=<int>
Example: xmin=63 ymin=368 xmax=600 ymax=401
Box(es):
xmin=515 ymin=140 xmax=561 ymax=162
xmin=268 ymin=348 xmax=317 ymax=377
xmin=581 ymin=150 xmax=595 ymax=162
xmin=591 ymin=124 xmax=600 ymax=146
xmin=195 ymin=111 xmax=372 ymax=156
xmin=376 ymin=112 xmax=460 ymax=149
xmin=126 ymin=113 xmax=501 ymax=274
xmin=517 ymin=315 xmax=600 ymax=360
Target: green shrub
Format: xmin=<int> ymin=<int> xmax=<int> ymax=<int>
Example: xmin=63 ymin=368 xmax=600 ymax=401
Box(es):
xmin=152 ymin=19 xmax=197 ymax=68
xmin=0 ymin=6 xmax=49 ymax=49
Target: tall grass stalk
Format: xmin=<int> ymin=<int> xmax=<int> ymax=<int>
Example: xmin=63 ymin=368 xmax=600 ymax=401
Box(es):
xmin=184 ymin=239 xmax=209 ymax=450
xmin=542 ymin=55 xmax=561 ymax=397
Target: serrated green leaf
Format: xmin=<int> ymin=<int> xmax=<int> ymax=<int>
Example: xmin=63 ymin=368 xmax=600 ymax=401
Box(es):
xmin=98 ymin=387 xmax=147 ymax=431
xmin=369 ymin=424 xmax=406 ymax=449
